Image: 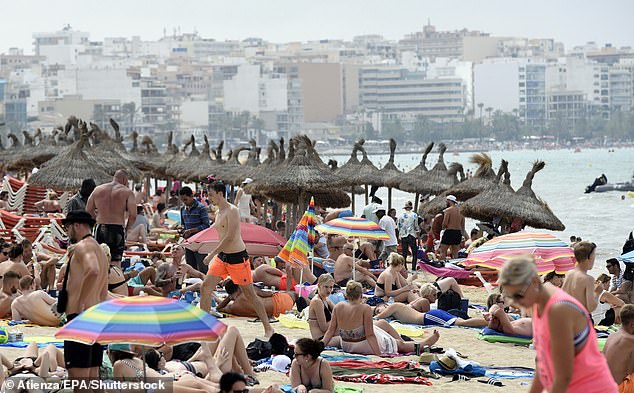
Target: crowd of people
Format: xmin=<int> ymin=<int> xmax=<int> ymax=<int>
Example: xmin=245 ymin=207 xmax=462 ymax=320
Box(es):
xmin=0 ymin=170 xmax=632 ymax=393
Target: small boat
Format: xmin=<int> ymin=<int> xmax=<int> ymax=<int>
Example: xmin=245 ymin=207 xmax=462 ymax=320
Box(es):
xmin=595 ymin=180 xmax=634 ymax=193
xmin=585 ymin=174 xmax=608 ymax=193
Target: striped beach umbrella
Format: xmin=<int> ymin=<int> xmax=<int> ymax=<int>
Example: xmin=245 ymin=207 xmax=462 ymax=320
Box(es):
xmin=315 ymin=217 xmax=390 ymax=241
xmin=463 ymin=232 xmax=575 ymax=274
xmin=55 ymin=296 xmax=227 ymax=346
xmin=278 ymin=197 xmax=318 ymax=268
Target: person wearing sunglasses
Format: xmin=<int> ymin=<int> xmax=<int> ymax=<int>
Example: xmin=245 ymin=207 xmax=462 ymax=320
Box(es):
xmin=562 ymin=241 xmax=599 ymax=313
xmin=484 ymin=293 xmax=532 ymax=337
xmin=290 ymin=338 xmax=333 ymax=393
xmin=499 ymin=256 xmax=617 ymax=393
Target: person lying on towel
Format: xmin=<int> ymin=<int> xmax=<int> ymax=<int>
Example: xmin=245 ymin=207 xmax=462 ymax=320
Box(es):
xmin=485 ymin=294 xmax=533 ymax=337
xmin=217 ymin=279 xmax=306 ymax=318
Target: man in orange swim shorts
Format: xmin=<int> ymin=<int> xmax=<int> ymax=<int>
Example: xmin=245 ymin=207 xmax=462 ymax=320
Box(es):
xmin=217 ymin=279 xmax=300 ymax=318
xmin=200 ymin=180 xmax=274 ymax=338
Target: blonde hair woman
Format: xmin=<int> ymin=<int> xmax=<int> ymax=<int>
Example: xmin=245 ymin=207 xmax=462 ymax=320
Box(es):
xmin=374 ymin=253 xmax=417 ymax=303
xmin=308 ymin=274 xmax=337 ymax=345
xmin=322 ymin=281 xmax=438 ymax=356
xmin=499 ymin=256 xmax=617 ymax=393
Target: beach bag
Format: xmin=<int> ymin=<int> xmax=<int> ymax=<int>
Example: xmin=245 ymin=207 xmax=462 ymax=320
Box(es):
xmin=57 ymin=260 xmax=71 ymax=314
xmin=247 ymin=338 xmax=272 ymax=360
xmin=438 ymin=289 xmax=461 ymax=312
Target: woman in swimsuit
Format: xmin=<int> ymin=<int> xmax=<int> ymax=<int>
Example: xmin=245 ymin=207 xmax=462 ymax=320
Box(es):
xmin=591 ymin=273 xmax=624 ymax=326
xmin=499 ymin=256 xmax=617 ymax=393
xmin=484 ymin=293 xmax=533 ymax=336
xmin=290 ymin=338 xmax=333 ymax=393
xmin=0 ymin=342 xmax=65 ymax=386
xmin=322 ymin=281 xmax=440 ymax=356
xmin=308 ymin=274 xmax=337 ymax=344
xmin=374 ymin=253 xmax=417 ymax=303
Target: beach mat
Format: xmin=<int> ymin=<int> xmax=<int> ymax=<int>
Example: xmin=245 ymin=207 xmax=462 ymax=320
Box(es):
xmin=278 ymin=313 xmax=309 ymax=330
xmin=389 ymin=322 xmax=425 ymax=338
xmin=478 ymin=328 xmax=533 ymax=345
xmin=0 ymin=336 xmax=64 ymax=348
xmin=281 ymin=384 xmax=364 ymax=393
xmin=333 ymin=374 xmax=432 ymax=385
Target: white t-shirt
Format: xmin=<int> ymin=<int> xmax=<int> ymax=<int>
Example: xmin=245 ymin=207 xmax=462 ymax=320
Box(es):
xmin=379 ymin=215 xmax=398 ymax=246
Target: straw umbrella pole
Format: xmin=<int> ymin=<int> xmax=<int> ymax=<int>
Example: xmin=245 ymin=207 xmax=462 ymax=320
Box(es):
xmin=378 ymin=138 xmax=403 ymax=210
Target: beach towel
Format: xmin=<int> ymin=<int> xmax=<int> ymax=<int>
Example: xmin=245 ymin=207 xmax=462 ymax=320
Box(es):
xmin=429 ymin=360 xmax=486 ymax=377
xmin=333 ymin=374 xmax=432 ymax=385
xmin=485 ymin=369 xmax=535 ymax=379
xmin=478 ymin=327 xmax=533 ymax=345
xmin=0 ymin=336 xmax=64 ymax=348
xmin=331 ymin=367 xmax=436 ymax=378
xmin=280 ymin=384 xmax=364 ymax=393
xmin=389 ymin=321 xmax=425 ymax=337
xmin=278 ymin=313 xmax=309 ymax=330
xmin=329 ymin=360 xmax=417 ymax=369
xmin=416 ymin=262 xmax=472 ymax=279
xmin=321 ymin=354 xmax=371 ymax=362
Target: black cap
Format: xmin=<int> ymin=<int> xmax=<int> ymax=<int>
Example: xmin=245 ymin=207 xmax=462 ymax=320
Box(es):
xmin=62 ymin=211 xmax=96 ymax=227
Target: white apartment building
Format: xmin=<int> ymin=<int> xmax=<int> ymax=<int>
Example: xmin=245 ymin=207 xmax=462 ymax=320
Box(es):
xmin=358 ymin=65 xmax=466 ymax=123
xmin=223 ymin=64 xmax=288 ymax=115
xmin=32 ymin=27 xmax=89 ymax=66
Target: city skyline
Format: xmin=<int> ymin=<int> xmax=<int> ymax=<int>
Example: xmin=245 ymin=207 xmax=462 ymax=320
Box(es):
xmin=2 ymin=0 xmax=634 ymax=53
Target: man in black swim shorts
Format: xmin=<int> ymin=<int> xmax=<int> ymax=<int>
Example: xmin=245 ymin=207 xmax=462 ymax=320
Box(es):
xmin=438 ymin=195 xmax=466 ymax=261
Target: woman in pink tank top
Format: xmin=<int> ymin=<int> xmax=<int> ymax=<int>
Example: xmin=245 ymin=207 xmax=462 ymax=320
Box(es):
xmin=499 ymin=256 xmax=618 ymax=393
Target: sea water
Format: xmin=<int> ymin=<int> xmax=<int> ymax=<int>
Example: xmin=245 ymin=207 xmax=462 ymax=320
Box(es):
xmin=324 ymin=147 xmax=634 ymax=275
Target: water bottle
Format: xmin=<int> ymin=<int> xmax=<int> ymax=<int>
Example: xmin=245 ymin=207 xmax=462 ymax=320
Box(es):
xmin=388 ymin=296 xmax=395 ymax=305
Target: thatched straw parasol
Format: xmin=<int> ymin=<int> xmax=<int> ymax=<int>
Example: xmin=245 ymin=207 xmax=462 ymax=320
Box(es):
xmin=400 ymin=143 xmax=457 ymax=195
xmin=378 ymin=139 xmax=403 ymax=209
xmin=213 ymin=146 xmax=251 ymax=186
xmin=266 ymin=188 xmax=350 ymax=209
xmin=334 ymin=140 xmax=364 ymax=213
xmin=28 ymin=132 xmax=112 ymax=190
xmin=419 ymin=156 xmax=504 ymax=217
xmin=460 ymin=160 xmax=564 ymax=231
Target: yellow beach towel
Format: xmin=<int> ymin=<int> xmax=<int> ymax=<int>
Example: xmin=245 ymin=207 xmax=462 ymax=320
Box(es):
xmin=278 ymin=313 xmax=310 ymax=330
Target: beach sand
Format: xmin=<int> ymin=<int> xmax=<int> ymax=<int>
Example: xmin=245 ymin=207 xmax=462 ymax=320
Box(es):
xmin=0 ymin=285 xmax=535 ymax=392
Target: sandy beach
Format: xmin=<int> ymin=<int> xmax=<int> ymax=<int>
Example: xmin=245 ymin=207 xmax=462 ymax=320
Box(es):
xmin=0 ymin=284 xmax=536 ymax=392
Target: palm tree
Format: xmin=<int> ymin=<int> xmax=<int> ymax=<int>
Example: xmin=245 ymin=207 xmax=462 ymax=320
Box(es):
xmin=477 ymin=102 xmax=484 ymax=124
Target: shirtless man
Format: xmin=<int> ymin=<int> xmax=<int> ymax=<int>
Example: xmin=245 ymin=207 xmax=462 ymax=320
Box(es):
xmin=333 ymin=243 xmax=376 ymax=288
xmin=86 ymin=169 xmax=136 ymax=264
xmin=0 ymin=271 xmax=20 ymax=318
xmin=217 ymin=279 xmax=299 ymax=319
xmin=200 ymin=180 xmax=274 ymax=338
xmin=252 ymin=258 xmax=317 ymax=290
xmin=327 ymin=234 xmax=347 ymax=262
xmin=562 ymin=241 xmax=598 ymax=312
xmin=0 ymin=243 xmax=31 ymax=279
xmin=61 ymin=211 xmax=109 ymax=380
xmin=11 ymin=276 xmax=62 ymax=327
xmin=603 ymin=304 xmax=634 ymax=392
xmin=438 ymin=195 xmax=465 ymax=260
xmin=373 ymin=302 xmax=487 ymax=328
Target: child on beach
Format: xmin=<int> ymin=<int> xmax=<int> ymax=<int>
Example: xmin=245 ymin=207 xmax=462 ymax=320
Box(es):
xmin=562 ymin=241 xmax=598 ymax=312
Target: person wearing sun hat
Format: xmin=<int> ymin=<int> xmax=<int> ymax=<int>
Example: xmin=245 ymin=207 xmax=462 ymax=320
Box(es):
xmin=438 ymin=195 xmax=465 ymax=261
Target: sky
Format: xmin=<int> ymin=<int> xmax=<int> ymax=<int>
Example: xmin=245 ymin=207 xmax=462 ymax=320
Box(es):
xmin=2 ymin=0 xmax=633 ymax=54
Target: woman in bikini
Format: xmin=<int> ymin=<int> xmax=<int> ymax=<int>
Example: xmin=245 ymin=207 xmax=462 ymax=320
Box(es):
xmin=374 ymin=253 xmax=418 ymax=303
xmin=0 ymin=341 xmax=65 ymax=386
xmin=290 ymin=338 xmax=333 ymax=393
xmin=308 ymin=274 xmax=337 ymax=345
xmin=322 ymin=281 xmax=440 ymax=356
xmin=499 ymin=255 xmax=617 ymax=393
xmin=484 ymin=293 xmax=533 ymax=337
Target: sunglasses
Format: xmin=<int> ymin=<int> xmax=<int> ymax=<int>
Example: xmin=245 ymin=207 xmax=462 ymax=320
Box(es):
xmin=294 ymin=352 xmax=307 ymax=357
xmin=505 ymin=281 xmax=532 ymax=301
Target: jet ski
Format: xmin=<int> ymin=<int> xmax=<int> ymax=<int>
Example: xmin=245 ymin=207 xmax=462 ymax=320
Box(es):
xmin=585 ymin=174 xmax=608 ymax=193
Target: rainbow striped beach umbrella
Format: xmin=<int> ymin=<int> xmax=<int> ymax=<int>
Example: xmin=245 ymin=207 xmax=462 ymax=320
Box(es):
xmin=55 ymin=296 xmax=227 ymax=346
xmin=278 ymin=197 xmax=318 ymax=268
xmin=315 ymin=217 xmax=390 ymax=241
xmin=463 ymin=232 xmax=575 ymax=274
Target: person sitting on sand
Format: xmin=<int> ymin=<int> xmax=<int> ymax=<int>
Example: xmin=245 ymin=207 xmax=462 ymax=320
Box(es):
xmin=290 ymin=338 xmax=334 ymax=393
xmin=326 ymin=234 xmax=347 ymax=262
xmin=603 ymin=304 xmax=634 ymax=393
xmin=252 ymin=257 xmax=317 ymax=290
xmin=11 ymin=276 xmax=63 ymax=326
xmin=592 ymin=273 xmax=625 ymax=326
xmin=322 ymin=281 xmax=440 ymax=356
xmin=34 ymin=191 xmax=62 ymax=214
xmin=308 ymin=274 xmax=337 ymax=344
xmin=21 ymin=239 xmax=59 ymax=292
xmin=562 ymin=241 xmax=598 ymax=312
xmin=373 ymin=302 xmax=487 ymax=328
xmin=0 ymin=271 xmax=20 ymax=318
xmin=410 ymin=278 xmax=465 ymax=312
xmin=0 ymin=243 xmax=31 ymax=279
xmin=217 ymin=279 xmax=300 ymax=318
xmin=484 ymin=294 xmax=533 ymax=337
xmin=127 ymin=205 xmax=149 ymax=243
xmin=542 ymin=271 xmax=565 ymax=288
xmin=374 ymin=253 xmax=418 ymax=303
xmin=333 ymin=244 xmax=376 ymax=288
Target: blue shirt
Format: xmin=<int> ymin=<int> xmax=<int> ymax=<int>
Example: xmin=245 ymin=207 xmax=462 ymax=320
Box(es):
xmin=180 ymin=200 xmax=210 ymax=231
